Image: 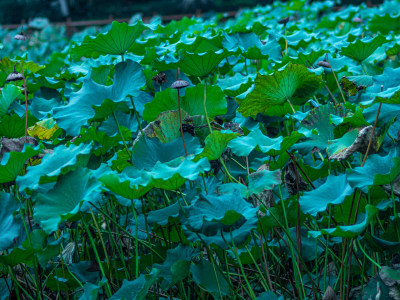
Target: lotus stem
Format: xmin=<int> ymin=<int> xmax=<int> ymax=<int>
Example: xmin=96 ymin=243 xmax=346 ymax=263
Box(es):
xmin=177 ymin=89 xmax=188 ymax=156
xmin=112 ymin=111 xmax=131 ymax=155
xmin=19 ymin=62 xmax=28 ymax=143
xmin=284 ymin=25 xmax=288 ymax=56
xmin=325 ymin=54 xmax=346 ymax=103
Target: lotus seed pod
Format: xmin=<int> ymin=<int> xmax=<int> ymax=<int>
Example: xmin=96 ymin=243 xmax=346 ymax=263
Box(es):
xmin=6 ymin=71 xmax=23 ymax=82
xmin=152 ymin=72 xmax=167 ymax=85
xmin=14 ymin=32 xmax=27 ymax=40
xmin=317 ymin=61 xmax=331 ymax=68
xmin=171 ymin=79 xmax=190 ymax=90
xmin=278 ymin=17 xmax=290 ymax=25
xmin=322 ymin=286 xmax=338 ymax=300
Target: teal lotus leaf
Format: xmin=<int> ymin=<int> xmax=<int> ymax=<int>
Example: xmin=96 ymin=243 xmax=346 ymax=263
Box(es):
xmin=248 ymin=169 xmax=282 ymax=196
xmin=109 ymin=269 xmax=160 ymax=300
xmin=309 ymin=205 xmax=379 ymax=238
xmin=300 ymin=174 xmax=353 ymax=216
xmin=340 ymin=35 xmax=387 ymax=62
xmin=131 ymin=135 xmax=201 ymax=170
xmin=17 ymin=143 xmax=92 ymax=192
xmin=222 ymin=32 xmax=279 ymax=59
xmin=237 ymin=63 xmax=322 ymax=117
xmin=0 ymin=85 xmax=21 ymax=118
xmin=347 ymin=147 xmax=400 ymax=193
xmin=33 ymin=167 xmax=104 ymax=234
xmin=70 ymin=20 xmax=158 ymax=59
xmin=228 ymin=128 xmax=302 ymax=157
xmin=147 ymin=202 xmax=180 ymax=226
xmin=190 ymin=260 xmax=230 ymax=297
xmin=53 ymin=61 xmax=145 ymax=136
xmin=0 ymin=192 xmax=23 ymax=251
xmin=0 ymin=143 xmax=43 ymax=184
xmin=152 ymin=244 xmax=199 ymax=289
xmin=195 ymin=130 xmax=238 ymax=161
xmin=216 ymin=73 xmax=256 ymax=97
xmin=143 ymin=84 xmax=227 ymax=122
xmin=182 ymin=191 xmax=258 ymax=249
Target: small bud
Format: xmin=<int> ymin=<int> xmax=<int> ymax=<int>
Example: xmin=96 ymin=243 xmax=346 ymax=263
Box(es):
xmin=278 ymin=17 xmax=290 ymax=25
xmin=171 ymin=79 xmax=190 ymax=90
xmin=352 ymin=17 xmax=363 ymax=23
xmin=317 ymin=61 xmax=331 ymax=68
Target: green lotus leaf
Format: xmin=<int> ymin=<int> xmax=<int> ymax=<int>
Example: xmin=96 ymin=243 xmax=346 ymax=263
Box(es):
xmin=53 ymin=60 xmax=145 ymax=136
xmin=195 ymin=130 xmax=238 ymax=161
xmin=257 ymin=291 xmax=284 ymax=300
xmin=79 ymin=277 xmax=108 ymax=300
xmin=182 ymin=191 xmax=258 ymax=249
xmin=177 ymin=49 xmax=230 ymax=77
xmin=216 ymin=73 xmax=256 ymax=97
xmin=369 ymin=13 xmax=400 ymax=35
xmin=152 ymin=244 xmax=199 ymax=289
xmin=143 ymin=84 xmax=227 ymax=122
xmin=17 ymin=143 xmax=92 ymax=191
xmin=70 ymin=20 xmax=158 ymax=59
xmin=0 ymin=192 xmax=23 ymax=251
xmin=228 ymin=128 xmax=303 ymax=157
xmin=176 ymin=31 xmax=224 ymax=53
xmin=340 ymin=75 xmax=373 ymax=96
xmin=154 ymin=17 xmax=198 ymax=36
xmin=33 ymin=167 xmax=103 ymax=234
xmin=73 ymin=127 xmax=130 ymax=156
xmin=300 ymin=174 xmax=353 ymax=216
xmin=110 ymin=269 xmax=160 ymax=300
xmin=190 ymin=260 xmax=230 ymax=297
xmin=309 ymin=205 xmax=379 ymax=238
xmin=362 ymin=86 xmax=400 ymax=105
xmin=237 ymin=63 xmax=322 ymax=117
xmin=144 ymin=110 xmax=188 ymax=143
xmin=340 ymin=35 xmax=387 ymax=62
xmin=99 ymin=169 xmax=152 ymax=200
xmin=0 ymin=85 xmax=21 ymax=118
xmin=0 ymin=111 xmax=37 ymax=138
xmin=347 ymin=147 xmax=400 ymax=193
xmin=0 ymin=143 xmax=43 ymax=184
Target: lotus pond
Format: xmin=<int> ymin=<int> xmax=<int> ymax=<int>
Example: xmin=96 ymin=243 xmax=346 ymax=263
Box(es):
xmin=1 ymin=0 xmax=400 ymax=299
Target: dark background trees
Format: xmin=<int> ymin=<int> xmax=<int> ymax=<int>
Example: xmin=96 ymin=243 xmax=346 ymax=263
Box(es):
xmin=0 ymin=0 xmax=384 ymax=25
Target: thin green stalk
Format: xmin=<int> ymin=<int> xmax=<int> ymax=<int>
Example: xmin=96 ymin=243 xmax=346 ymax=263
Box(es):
xmin=356 ymin=239 xmax=381 ymax=270
xmin=112 ymin=111 xmax=130 ymax=155
xmin=244 ymin=245 xmax=269 ymax=291
xmin=80 ymin=213 xmax=113 ymax=298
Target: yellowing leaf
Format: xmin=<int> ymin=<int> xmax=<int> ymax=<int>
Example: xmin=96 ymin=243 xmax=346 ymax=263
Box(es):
xmin=28 ymin=118 xmax=60 ymax=140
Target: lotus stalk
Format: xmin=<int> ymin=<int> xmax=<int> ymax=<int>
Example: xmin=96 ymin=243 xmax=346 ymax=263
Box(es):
xmin=171 ymin=68 xmax=189 ymax=156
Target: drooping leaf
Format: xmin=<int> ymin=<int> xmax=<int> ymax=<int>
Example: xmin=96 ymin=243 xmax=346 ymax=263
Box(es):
xmin=300 ymin=174 xmax=353 ymax=216
xmin=53 ymin=60 xmax=145 ymax=136
xmin=0 ymin=192 xmax=23 ymax=251
xmin=237 ymin=63 xmax=322 ymax=117
xmin=33 ymin=167 xmax=104 ymax=234
xmin=17 ymin=143 xmax=92 ymax=191
xmin=0 ymin=85 xmax=21 ymax=118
